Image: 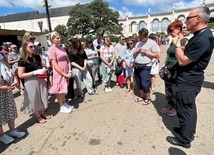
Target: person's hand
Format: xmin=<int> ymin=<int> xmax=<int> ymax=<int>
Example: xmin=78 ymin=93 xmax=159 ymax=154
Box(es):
xmin=128 ymin=64 xmax=133 ymax=68
xmin=139 ymin=47 xmax=146 ymax=54
xmin=65 ymin=73 xmax=72 ymax=78
xmin=107 ymin=62 xmax=112 ymax=68
xmin=11 ymin=78 xmax=18 ymax=87
xmin=1 ymin=85 xmax=15 ymax=92
xmin=32 ymin=68 xmax=46 ymax=75
xmin=80 ymin=67 xmax=86 ymax=72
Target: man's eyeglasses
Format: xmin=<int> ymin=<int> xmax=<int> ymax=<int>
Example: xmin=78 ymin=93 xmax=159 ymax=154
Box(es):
xmin=128 ymin=43 xmax=133 ymax=45
xmin=28 ymin=45 xmax=35 ymax=49
xmin=186 ymin=15 xmax=198 ymax=21
xmin=121 ymin=38 xmax=125 ymax=41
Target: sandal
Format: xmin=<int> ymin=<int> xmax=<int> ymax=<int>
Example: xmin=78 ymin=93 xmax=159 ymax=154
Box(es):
xmin=142 ymin=99 xmax=152 ymax=105
xmin=37 ymin=117 xmax=47 ymax=124
xmin=41 ymin=114 xmax=52 ymax=120
xmin=125 ymin=89 xmax=131 ymax=94
xmin=135 ymin=97 xmax=144 ymax=102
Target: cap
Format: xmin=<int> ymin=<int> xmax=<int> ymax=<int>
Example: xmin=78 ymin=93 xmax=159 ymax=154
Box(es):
xmin=149 ymin=33 xmax=156 ymax=39
xmin=10 ymin=44 xmax=17 ymax=49
xmin=86 ymin=38 xmax=93 ymax=43
xmin=34 ymin=41 xmax=41 ymax=46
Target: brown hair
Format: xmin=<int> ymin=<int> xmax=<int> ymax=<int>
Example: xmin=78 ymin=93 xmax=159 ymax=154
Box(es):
xmin=167 ymin=20 xmax=183 ymax=35
xmin=70 ymin=38 xmax=84 ymax=55
xmin=138 ymin=28 xmax=149 ymax=37
xmin=103 ymin=36 xmax=111 ymax=47
xmin=23 ymin=32 xmax=35 ymax=41
xmin=126 ymin=39 xmax=135 ymax=49
xmin=21 ymin=40 xmax=36 ymax=63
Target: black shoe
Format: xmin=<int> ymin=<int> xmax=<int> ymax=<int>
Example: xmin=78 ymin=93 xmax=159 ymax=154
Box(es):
xmin=166 ymin=136 xmax=191 ymax=148
xmin=173 ymin=127 xmax=181 ymax=134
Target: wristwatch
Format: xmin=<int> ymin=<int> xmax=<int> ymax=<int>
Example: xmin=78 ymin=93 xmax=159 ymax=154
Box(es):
xmin=175 ymin=43 xmax=181 ymax=48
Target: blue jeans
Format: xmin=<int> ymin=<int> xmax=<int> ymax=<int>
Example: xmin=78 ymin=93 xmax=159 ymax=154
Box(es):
xmin=72 ymin=68 xmax=93 ymax=95
xmin=134 ymin=66 xmax=151 ymax=93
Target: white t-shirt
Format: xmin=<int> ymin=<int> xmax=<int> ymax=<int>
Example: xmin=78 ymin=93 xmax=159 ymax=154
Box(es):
xmin=135 ymin=39 xmax=159 ymax=66
xmin=85 ymin=48 xmax=98 ymax=64
xmin=93 ymin=39 xmax=104 ymax=51
xmin=100 ymin=45 xmax=114 ymax=59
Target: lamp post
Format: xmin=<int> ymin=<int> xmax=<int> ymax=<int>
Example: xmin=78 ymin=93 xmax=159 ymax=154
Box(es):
xmin=43 ymin=0 xmax=52 ymax=32
xmin=202 ymin=0 xmax=206 ymax=6
xmin=38 ymin=21 xmax=43 ymax=33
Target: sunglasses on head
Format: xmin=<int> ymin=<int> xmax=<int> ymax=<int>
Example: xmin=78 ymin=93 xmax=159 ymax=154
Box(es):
xmin=29 ymin=37 xmax=36 ymax=41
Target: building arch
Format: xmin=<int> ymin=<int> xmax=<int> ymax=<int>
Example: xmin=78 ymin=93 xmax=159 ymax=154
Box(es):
xmin=161 ymin=18 xmax=170 ymax=32
xmin=177 ymin=14 xmax=186 ymax=23
xmin=152 ymin=18 xmax=160 ymax=32
xmin=139 ymin=21 xmax=147 ymax=30
xmin=130 ymin=21 xmax=137 ymax=33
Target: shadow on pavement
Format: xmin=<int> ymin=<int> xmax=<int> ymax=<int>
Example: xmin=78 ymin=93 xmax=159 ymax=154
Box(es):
xmin=152 ymin=91 xmax=179 ymax=136
xmin=168 ymin=147 xmax=187 ymax=155
xmin=0 ymin=116 xmax=35 ymax=154
xmin=202 ymin=80 xmax=214 ymax=90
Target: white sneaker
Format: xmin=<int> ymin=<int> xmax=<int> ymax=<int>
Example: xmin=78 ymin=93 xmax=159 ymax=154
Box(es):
xmin=64 ymin=102 xmax=74 ymax=109
xmin=0 ymin=134 xmax=14 ymax=144
xmin=108 ymin=87 xmax=113 ymax=92
xmin=60 ymin=105 xmax=72 ymax=113
xmin=9 ymin=129 xmax=26 ymax=138
xmin=104 ymin=87 xmax=110 ymax=93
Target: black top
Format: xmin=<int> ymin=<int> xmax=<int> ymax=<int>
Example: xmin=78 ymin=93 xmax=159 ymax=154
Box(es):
xmin=18 ymin=55 xmax=42 ymax=73
xmin=34 ymin=45 xmax=42 ymax=56
xmin=68 ymin=52 xmax=88 ymax=68
xmin=176 ymin=28 xmax=214 ymax=91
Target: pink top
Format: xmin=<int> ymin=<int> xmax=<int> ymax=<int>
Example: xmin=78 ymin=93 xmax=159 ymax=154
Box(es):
xmin=48 ymin=46 xmax=69 ymax=94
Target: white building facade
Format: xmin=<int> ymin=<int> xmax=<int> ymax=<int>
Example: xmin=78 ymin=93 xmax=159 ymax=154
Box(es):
xmin=0 ymin=3 xmax=214 ymax=37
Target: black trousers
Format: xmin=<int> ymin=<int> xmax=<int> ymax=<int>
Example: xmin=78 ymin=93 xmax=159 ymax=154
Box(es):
xmin=176 ymin=86 xmax=201 ymax=143
xmin=67 ymin=77 xmax=75 ymax=99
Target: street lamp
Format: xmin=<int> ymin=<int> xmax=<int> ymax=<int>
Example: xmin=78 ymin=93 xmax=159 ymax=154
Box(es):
xmin=202 ymin=0 xmax=206 ymax=6
xmin=42 ymin=0 xmax=52 ymax=32
xmin=38 ymin=21 xmax=43 ymax=33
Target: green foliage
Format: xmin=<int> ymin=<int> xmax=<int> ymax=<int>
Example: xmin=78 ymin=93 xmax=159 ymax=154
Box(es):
xmin=209 ymin=17 xmax=214 ymax=23
xmin=54 ymin=24 xmax=69 ymax=43
xmin=156 ymin=32 xmax=167 ymax=38
xmin=67 ymin=0 xmax=122 ymax=37
xmin=208 ymin=23 xmax=214 ymax=29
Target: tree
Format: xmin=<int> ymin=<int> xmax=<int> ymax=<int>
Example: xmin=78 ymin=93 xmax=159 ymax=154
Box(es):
xmin=54 ymin=24 xmax=68 ymax=43
xmin=156 ymin=32 xmax=167 ymax=38
xmin=67 ymin=0 xmax=122 ymax=37
xmin=67 ymin=3 xmax=94 ymax=37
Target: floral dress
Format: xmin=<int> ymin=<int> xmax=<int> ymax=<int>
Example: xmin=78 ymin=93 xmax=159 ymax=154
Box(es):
xmin=0 ymin=77 xmax=18 ymax=125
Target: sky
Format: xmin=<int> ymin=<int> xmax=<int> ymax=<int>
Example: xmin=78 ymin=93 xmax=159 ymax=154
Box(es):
xmin=0 ymin=0 xmax=214 ymax=19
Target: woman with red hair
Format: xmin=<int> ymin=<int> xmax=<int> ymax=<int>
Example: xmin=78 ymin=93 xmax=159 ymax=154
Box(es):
xmin=160 ymin=20 xmax=183 ymax=116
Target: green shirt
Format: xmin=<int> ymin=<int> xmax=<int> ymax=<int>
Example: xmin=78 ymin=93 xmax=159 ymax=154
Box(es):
xmin=166 ymin=45 xmax=178 ymax=69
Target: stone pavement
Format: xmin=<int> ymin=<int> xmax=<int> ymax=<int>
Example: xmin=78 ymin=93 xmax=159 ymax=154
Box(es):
xmin=0 ymin=45 xmax=213 ymax=155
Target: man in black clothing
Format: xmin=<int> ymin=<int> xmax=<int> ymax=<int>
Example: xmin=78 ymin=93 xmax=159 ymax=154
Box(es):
xmin=166 ymin=6 xmax=214 ymax=148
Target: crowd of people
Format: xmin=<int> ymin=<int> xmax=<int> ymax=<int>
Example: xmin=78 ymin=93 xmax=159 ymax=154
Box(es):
xmin=0 ymin=6 xmax=213 ymax=150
